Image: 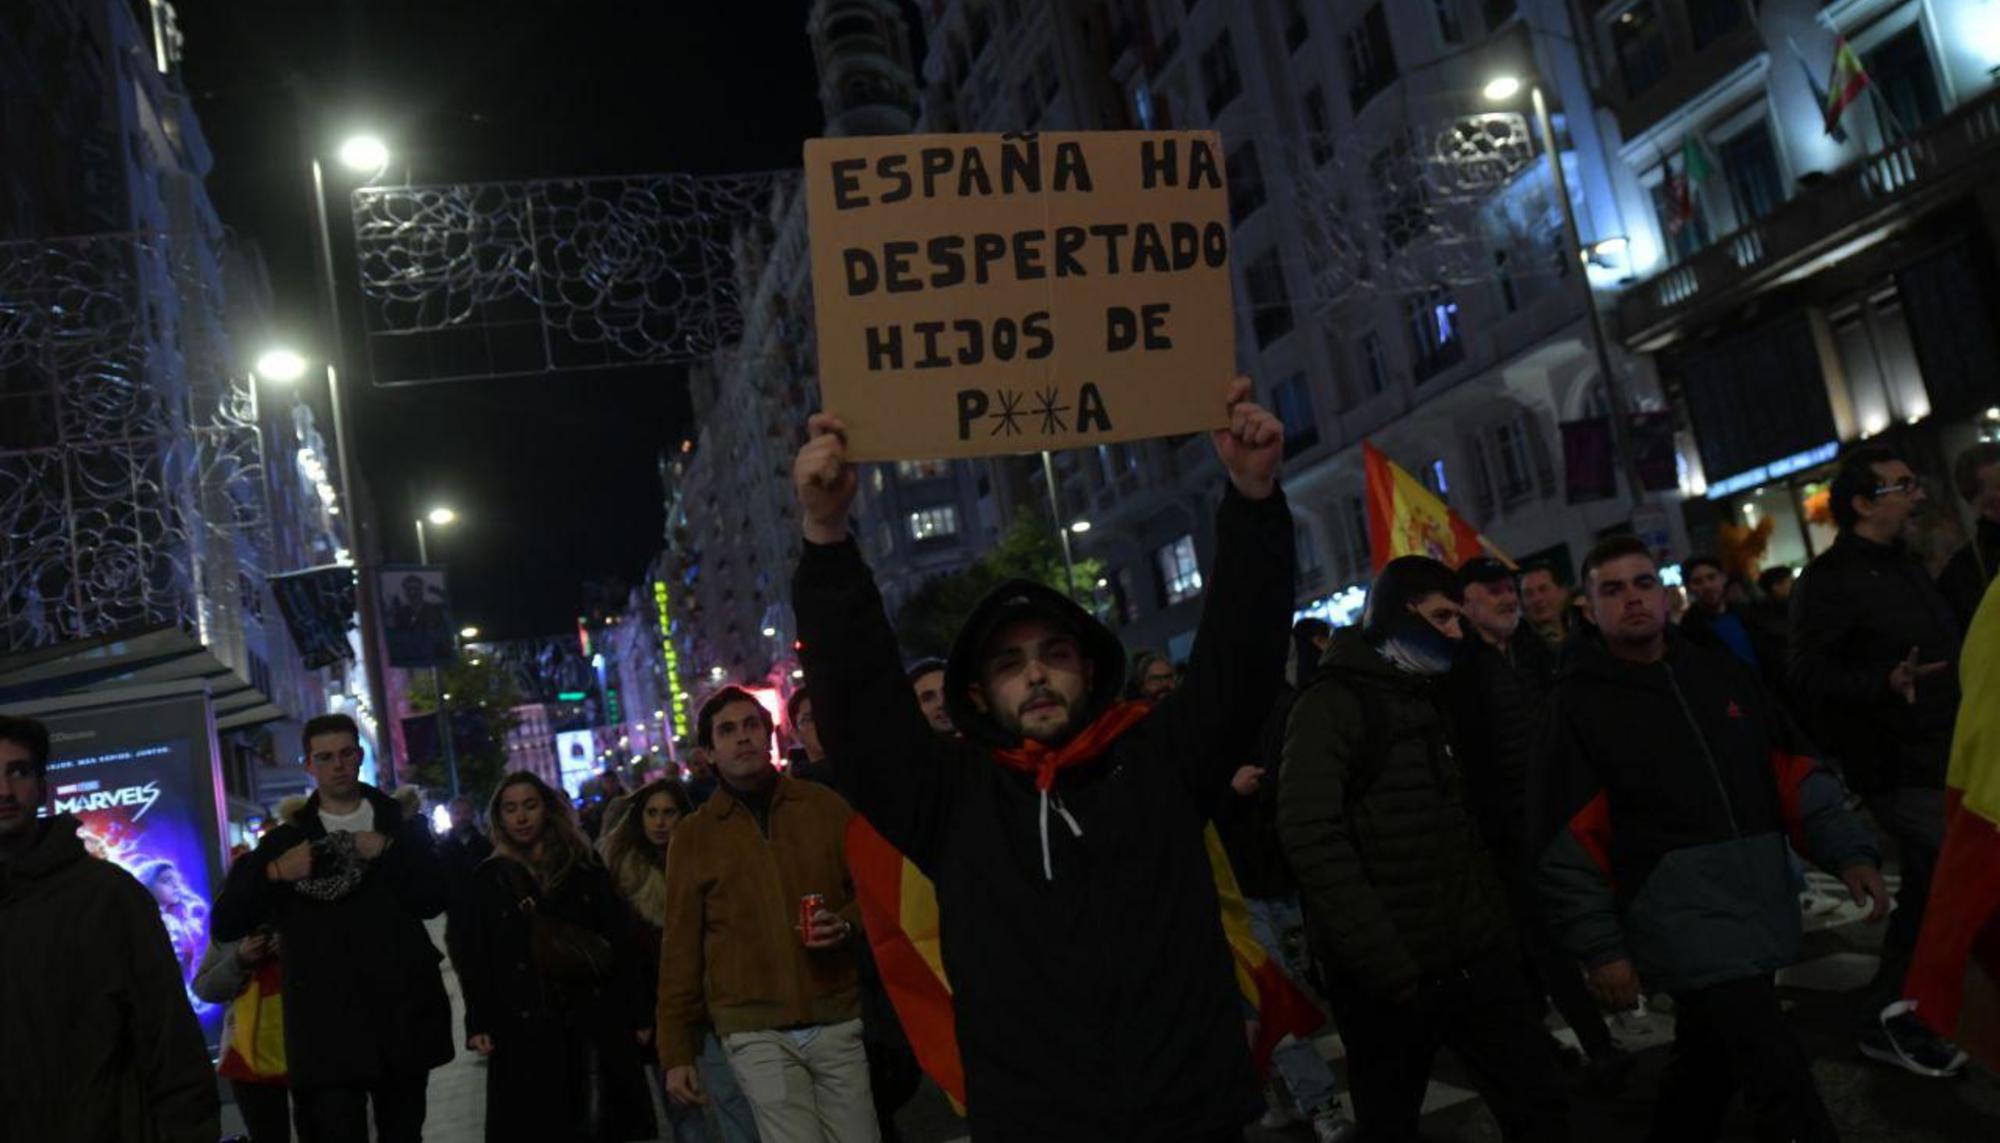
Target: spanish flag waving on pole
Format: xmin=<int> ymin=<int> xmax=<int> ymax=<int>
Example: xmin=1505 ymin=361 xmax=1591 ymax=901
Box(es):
xmin=1823 ymin=34 xmax=1872 ymax=138
xmin=1905 ymin=583 xmax=2000 ymax=1070
xmin=1363 ymin=441 xmax=1506 ymax=572
xmin=846 ymin=819 xmax=1325 ymax=1108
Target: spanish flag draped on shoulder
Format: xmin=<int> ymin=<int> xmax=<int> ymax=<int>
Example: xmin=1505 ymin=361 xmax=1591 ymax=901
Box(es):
xmin=1906 ymin=582 xmax=2000 ymax=1070
xmin=1363 ymin=440 xmax=1506 ymax=571
xmin=846 ymin=816 xmax=1324 ymax=1108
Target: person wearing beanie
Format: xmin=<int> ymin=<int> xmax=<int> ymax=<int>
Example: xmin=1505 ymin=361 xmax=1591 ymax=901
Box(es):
xmin=1279 ymin=557 xmax=1571 ymax=1142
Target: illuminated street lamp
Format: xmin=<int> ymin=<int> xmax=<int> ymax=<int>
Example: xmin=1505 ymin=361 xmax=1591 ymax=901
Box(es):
xmin=1484 ymin=72 xmax=1644 ymax=512
xmin=254 ymin=347 xmax=308 ymax=383
xmin=337 ymin=133 xmax=391 ymax=174
xmin=460 ymin=626 xmax=479 ymax=640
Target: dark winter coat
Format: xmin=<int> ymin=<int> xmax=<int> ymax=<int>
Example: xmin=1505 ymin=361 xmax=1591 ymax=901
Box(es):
xmin=1536 ymin=634 xmax=1879 ymax=994
xmin=459 ymin=856 xmax=654 ymax=1143
xmin=1444 ymin=625 xmax=1557 ymax=870
xmin=793 ymin=484 xmax=1294 ymax=1143
xmin=1788 ymin=531 xmax=1962 ymax=791
xmin=1680 ymin=601 xmax=1790 ymax=704
xmin=1213 ymin=684 xmax=1301 ymax=901
xmin=211 ymin=786 xmax=455 ymax=1090
xmin=1938 ymin=515 xmax=2000 ymax=630
xmin=1279 ymin=628 xmax=1512 ymax=998
xmin=0 ymin=815 xmax=219 ymax=1143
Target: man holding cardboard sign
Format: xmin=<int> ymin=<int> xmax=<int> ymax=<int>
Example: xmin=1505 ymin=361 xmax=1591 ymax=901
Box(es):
xmin=804 ymin=131 xmax=1237 ymax=461
xmin=789 ymin=377 xmax=1294 ymax=1141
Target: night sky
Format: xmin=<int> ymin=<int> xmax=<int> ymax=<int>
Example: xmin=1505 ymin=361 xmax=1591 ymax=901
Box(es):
xmin=174 ymin=1 xmax=832 ymax=639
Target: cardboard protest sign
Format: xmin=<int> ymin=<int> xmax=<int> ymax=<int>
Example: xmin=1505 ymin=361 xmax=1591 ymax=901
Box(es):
xmin=804 ymin=131 xmax=1235 ymax=461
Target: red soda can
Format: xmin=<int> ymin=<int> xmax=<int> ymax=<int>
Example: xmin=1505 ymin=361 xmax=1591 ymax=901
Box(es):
xmin=799 ymin=893 xmax=826 ymax=940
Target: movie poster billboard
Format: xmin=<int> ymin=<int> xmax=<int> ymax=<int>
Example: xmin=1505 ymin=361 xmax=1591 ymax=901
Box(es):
xmin=380 ymin=564 xmax=456 ymax=668
xmin=556 ymin=729 xmax=597 ymax=799
xmin=26 ymin=686 xmax=228 ymax=1049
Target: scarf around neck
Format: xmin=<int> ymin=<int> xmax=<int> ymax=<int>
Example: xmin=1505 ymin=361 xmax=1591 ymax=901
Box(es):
xmin=991 ymin=699 xmax=1152 ymax=880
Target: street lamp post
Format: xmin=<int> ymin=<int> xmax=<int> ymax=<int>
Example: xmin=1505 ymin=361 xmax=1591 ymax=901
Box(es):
xmin=415 ymin=509 xmax=463 ymax=800
xmin=1487 ymin=77 xmax=1648 ymax=514
xmin=305 ymin=135 xmax=400 ymax=782
xmin=1039 ymin=450 xmax=1079 ymax=598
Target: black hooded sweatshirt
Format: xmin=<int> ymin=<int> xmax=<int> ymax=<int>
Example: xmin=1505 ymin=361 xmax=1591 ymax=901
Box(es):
xmin=793 ymin=484 xmax=1294 ymax=1143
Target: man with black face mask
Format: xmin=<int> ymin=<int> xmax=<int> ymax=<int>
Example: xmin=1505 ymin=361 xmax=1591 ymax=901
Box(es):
xmin=1280 ymin=556 xmax=1571 ymax=1142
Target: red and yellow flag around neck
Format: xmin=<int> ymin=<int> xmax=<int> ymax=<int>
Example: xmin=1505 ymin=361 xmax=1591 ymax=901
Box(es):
xmin=845 ymin=817 xmax=1325 ymax=1109
xmin=1907 ymin=582 xmax=2000 ymax=1070
xmin=1363 ymin=441 xmax=1508 ymax=573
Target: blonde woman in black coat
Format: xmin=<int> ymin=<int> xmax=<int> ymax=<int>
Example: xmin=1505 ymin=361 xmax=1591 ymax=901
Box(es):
xmin=460 ymin=771 xmax=655 ymax=1142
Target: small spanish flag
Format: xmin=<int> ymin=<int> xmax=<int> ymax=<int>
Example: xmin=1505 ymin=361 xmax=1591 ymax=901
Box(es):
xmin=1905 ymin=583 xmax=2000 ymax=1070
xmin=846 ymin=819 xmax=1325 ymax=1108
xmin=1363 ymin=440 xmax=1503 ymax=573
xmin=1823 ymin=34 xmax=1872 ymax=138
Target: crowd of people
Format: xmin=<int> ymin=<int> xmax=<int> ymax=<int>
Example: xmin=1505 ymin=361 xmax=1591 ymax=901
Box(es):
xmin=0 ymin=393 xmax=1994 ymax=1143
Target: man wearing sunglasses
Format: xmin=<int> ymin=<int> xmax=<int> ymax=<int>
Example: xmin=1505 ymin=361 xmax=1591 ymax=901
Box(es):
xmin=1789 ymin=445 xmax=1967 ymax=1078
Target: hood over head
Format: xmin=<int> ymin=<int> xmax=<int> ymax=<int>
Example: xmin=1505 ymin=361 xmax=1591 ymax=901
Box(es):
xmin=943 ymin=577 xmax=1127 ymax=748
xmin=1360 ymin=555 xmax=1463 ymax=676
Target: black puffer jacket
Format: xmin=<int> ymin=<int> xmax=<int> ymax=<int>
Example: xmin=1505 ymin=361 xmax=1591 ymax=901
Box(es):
xmin=0 ymin=815 xmax=218 ymax=1142
xmin=796 ymin=484 xmax=1292 ymax=1143
xmin=212 ymin=787 xmax=454 ymax=1090
xmin=1279 ymin=628 xmax=1511 ymax=997
xmin=1788 ymin=531 xmax=1962 ymax=791
xmin=1444 ymin=626 xmax=1556 ymax=870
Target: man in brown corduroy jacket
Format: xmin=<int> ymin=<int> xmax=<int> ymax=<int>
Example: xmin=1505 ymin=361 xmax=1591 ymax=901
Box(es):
xmin=657 ymin=685 xmax=878 ymax=1143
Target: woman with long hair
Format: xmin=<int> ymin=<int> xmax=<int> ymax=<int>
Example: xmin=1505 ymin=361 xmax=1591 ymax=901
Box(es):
xmin=460 ymin=771 xmax=655 ymax=1142
xmin=600 ymin=778 xmax=760 ymax=1143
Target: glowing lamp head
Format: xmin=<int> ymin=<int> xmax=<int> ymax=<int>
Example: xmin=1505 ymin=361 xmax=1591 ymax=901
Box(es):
xmin=337 ymin=134 xmax=390 ymax=173
xmin=426 ymin=507 xmax=456 ymax=526
xmin=1482 ymin=75 xmax=1523 ymax=102
xmin=255 ymin=348 xmax=308 ymax=383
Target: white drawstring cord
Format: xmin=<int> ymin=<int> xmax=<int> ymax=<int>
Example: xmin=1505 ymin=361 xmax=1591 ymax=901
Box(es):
xmin=1037 ymin=790 xmax=1085 ymax=881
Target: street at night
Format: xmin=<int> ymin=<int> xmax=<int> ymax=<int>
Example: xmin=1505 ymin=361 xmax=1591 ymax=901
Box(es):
xmin=4 ymin=2 xmax=2000 ymax=1142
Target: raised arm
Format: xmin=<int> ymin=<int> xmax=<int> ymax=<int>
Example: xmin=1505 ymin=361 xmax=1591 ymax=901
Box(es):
xmin=791 ymin=412 xmax=961 ymax=870
xmin=1146 ymin=377 xmax=1294 ymax=817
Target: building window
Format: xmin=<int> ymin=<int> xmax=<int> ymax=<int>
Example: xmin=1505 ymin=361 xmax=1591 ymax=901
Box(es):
xmin=1227 ymin=141 xmax=1266 ymax=224
xmin=1650 ymin=171 xmax=1711 ymax=264
xmin=1686 ymin=0 xmax=1745 ymax=51
xmin=1493 ymin=419 xmax=1534 ymax=503
xmin=1867 ymin=25 xmax=1945 ymax=133
xmin=1467 ymin=433 xmax=1496 ymax=519
xmin=1433 ymin=0 xmax=1464 ymax=45
xmin=1483 ymin=0 xmax=1518 ymax=32
xmin=1404 ymin=286 xmax=1463 ymax=380
xmin=1345 ymin=4 xmax=1399 ymax=113
xmin=1284 ymin=0 xmax=1309 ymax=51
xmin=1494 ymin=249 xmax=1519 ymax=312
xmin=1345 ymin=495 xmax=1370 ymax=571
xmin=1361 ymin=330 xmax=1390 ymax=395
xmin=1610 ymin=2 xmax=1671 ymax=98
xmin=1426 ymin=458 xmax=1450 ymax=499
xmin=908 ymin=505 xmax=959 ymax=541
xmin=1296 ymin=521 xmax=1325 ymax=586
xmin=1303 ymin=86 xmax=1334 ymax=165
xmin=897 ymin=458 xmax=951 ymax=480
xmin=1155 ymin=534 xmax=1204 ymax=605
xmin=1272 ymin=373 xmax=1320 ymax=458
xmin=1719 ymin=123 xmax=1785 ymax=227
xmin=1244 ymin=251 xmax=1294 ymax=347
xmin=1201 ymin=31 xmax=1242 ymax=117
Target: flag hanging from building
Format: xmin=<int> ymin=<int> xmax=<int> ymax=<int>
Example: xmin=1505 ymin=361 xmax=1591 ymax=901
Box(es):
xmin=846 ymin=817 xmax=1325 ymax=1108
xmin=1823 ymin=34 xmax=1872 ymax=138
xmin=1789 ymin=38 xmax=1849 ymax=144
xmin=1905 ymin=583 xmax=2000 ymax=1070
xmin=1363 ymin=441 xmax=1501 ymax=572
xmin=1673 ymin=135 xmax=1715 ymax=228
xmin=268 ymin=564 xmax=357 ymax=670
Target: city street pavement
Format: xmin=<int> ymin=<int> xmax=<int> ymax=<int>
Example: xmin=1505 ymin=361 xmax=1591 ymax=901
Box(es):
xmin=223 ymin=879 xmax=1998 ymax=1141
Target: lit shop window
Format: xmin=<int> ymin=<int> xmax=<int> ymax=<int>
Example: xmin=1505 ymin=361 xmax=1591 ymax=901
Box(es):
xmin=908 ymin=506 xmax=960 ymax=541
